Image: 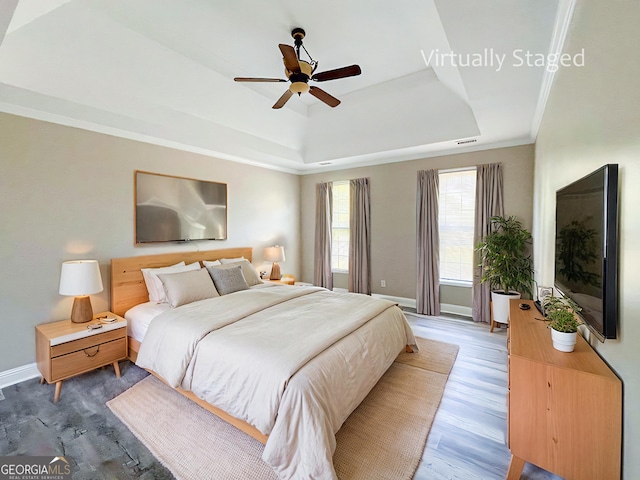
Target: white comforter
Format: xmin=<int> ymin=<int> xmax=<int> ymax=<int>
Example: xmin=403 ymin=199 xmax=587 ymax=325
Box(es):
xmin=136 ymin=286 xmax=417 ymax=479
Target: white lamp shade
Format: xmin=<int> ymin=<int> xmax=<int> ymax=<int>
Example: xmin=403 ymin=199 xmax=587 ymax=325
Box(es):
xmin=59 ymin=260 xmax=104 ymax=296
xmin=264 ymin=246 xmax=285 ymax=263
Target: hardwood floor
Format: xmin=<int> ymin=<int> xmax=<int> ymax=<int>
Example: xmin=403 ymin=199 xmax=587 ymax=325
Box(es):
xmin=0 ymin=311 xmax=562 ymax=479
xmin=406 ymin=312 xmax=562 ymax=480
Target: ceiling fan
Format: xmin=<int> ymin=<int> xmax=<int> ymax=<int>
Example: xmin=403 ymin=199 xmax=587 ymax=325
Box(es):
xmin=234 ymin=28 xmax=362 ymax=109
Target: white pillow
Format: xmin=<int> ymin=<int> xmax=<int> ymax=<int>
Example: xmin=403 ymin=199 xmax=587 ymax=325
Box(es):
xmin=202 ymin=259 xmax=222 ymax=267
xmin=219 ymin=257 xmax=245 ymax=264
xmin=217 ymin=258 xmax=262 ymax=286
xmin=157 ymin=268 xmax=219 ymax=308
xmin=141 ymin=261 xmax=184 ymax=302
xmin=141 ymin=261 xmax=199 ymax=303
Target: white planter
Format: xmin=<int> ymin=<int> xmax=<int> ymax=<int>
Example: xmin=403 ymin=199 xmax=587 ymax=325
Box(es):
xmin=551 ymin=328 xmax=577 ymax=352
xmin=491 ymin=290 xmax=521 ymax=324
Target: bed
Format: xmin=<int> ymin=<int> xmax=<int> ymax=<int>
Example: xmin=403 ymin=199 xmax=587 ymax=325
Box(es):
xmin=110 ymin=247 xmax=417 ymax=480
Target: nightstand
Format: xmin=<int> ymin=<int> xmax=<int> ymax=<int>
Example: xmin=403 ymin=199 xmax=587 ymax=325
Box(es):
xmin=35 ymin=312 xmax=128 ymax=403
xmin=263 ymin=279 xmax=295 ymax=285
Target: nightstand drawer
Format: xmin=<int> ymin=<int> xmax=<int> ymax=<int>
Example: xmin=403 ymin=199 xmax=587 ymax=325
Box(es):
xmin=51 ymin=328 xmax=125 ymax=357
xmin=51 ymin=337 xmax=126 ymax=380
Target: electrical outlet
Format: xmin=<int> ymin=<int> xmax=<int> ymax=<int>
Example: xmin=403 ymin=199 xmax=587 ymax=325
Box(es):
xmin=381 ymin=280 xmax=386 ymax=288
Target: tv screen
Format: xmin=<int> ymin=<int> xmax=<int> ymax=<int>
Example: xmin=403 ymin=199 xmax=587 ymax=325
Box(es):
xmin=135 ymin=171 xmax=227 ymax=243
xmin=554 ymin=164 xmax=618 ymax=341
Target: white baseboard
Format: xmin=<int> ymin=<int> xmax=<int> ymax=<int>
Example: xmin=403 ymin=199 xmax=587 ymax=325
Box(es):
xmin=335 ymin=289 xmax=416 ymax=308
xmin=372 ymin=293 xmax=416 ymax=309
xmin=440 ymin=303 xmax=473 ymax=318
xmin=336 ymin=289 xmax=472 ymax=317
xmin=0 ymin=362 xmax=40 ymax=389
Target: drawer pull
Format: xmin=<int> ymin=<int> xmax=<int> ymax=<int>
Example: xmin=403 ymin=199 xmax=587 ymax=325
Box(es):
xmin=83 ymin=345 xmax=100 ymax=357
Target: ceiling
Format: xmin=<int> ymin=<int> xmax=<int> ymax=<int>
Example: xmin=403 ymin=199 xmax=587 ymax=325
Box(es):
xmin=0 ymin=0 xmax=573 ymax=174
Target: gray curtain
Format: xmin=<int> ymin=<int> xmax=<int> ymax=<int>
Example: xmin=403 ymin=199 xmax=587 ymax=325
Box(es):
xmin=349 ymin=178 xmax=371 ymax=294
xmin=472 ymin=163 xmax=504 ymax=323
xmin=314 ymin=182 xmax=333 ymax=289
xmin=416 ymin=170 xmax=440 ymax=315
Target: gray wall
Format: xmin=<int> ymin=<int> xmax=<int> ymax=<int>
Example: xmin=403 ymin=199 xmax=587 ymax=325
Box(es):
xmin=299 ymin=145 xmax=535 ymax=305
xmin=0 ymin=114 xmax=534 ymax=374
xmin=0 ymin=113 xmax=301 ymax=372
xmin=533 ymin=1 xmax=640 ymax=477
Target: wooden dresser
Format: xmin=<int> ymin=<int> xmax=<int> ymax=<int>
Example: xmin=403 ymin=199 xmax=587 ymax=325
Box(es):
xmin=507 ymin=300 xmax=621 ymax=480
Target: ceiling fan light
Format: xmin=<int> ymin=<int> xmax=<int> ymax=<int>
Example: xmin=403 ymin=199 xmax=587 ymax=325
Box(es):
xmin=289 ymin=82 xmax=310 ymax=95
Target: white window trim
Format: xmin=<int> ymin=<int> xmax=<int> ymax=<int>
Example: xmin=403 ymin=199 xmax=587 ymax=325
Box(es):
xmin=439 ymin=166 xmax=476 ymax=174
xmin=440 ymin=279 xmax=473 ymax=288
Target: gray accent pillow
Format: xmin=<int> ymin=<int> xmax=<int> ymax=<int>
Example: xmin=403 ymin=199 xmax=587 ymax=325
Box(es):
xmin=218 ymin=258 xmax=263 ymax=286
xmin=157 ymin=268 xmax=219 ymax=308
xmin=206 ymin=265 xmax=250 ymax=295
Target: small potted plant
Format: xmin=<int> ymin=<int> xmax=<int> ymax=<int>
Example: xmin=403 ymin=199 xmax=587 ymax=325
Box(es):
xmin=476 ymin=216 xmax=534 ymax=324
xmin=543 ymin=296 xmax=581 ymax=352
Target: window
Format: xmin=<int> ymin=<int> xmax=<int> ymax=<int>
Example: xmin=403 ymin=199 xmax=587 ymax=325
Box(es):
xmin=438 ymin=169 xmax=476 ymax=284
xmin=331 ymin=181 xmax=350 ymax=272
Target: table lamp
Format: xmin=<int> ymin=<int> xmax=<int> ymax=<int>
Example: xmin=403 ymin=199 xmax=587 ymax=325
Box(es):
xmin=59 ymin=260 xmax=104 ymax=323
xmin=264 ymin=246 xmax=285 ymax=280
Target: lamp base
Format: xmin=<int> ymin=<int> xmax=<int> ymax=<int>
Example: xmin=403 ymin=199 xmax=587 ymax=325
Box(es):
xmin=269 ymin=262 xmax=282 ymax=280
xmin=70 ymin=295 xmax=94 ymax=323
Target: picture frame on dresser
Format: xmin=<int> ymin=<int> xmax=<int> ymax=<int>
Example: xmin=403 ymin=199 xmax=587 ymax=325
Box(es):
xmin=536 ymin=286 xmax=553 ymax=302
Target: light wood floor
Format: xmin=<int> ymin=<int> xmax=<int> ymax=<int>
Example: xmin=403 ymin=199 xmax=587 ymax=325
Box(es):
xmin=405 ymin=313 xmax=562 ymax=480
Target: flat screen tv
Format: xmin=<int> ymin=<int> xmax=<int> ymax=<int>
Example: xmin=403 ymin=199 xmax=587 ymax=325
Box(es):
xmin=135 ymin=171 xmax=227 ymax=243
xmin=554 ymin=164 xmax=619 ymax=341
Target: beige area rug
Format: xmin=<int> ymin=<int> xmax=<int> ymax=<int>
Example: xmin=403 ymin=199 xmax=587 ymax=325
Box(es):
xmin=107 ymin=337 xmax=458 ymax=480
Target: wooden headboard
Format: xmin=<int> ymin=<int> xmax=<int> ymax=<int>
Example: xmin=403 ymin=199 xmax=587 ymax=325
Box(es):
xmin=110 ymin=247 xmax=253 ymax=317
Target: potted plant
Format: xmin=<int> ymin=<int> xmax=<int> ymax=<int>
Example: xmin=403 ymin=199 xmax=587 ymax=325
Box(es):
xmin=542 ymin=296 xmax=581 ymax=352
xmin=476 ymin=215 xmax=534 ymax=324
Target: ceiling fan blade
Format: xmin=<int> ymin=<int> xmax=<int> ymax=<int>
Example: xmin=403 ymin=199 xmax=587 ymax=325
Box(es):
xmin=311 ymin=65 xmax=361 ymax=82
xmin=272 ymin=89 xmax=294 ymax=109
xmin=279 ymin=44 xmax=300 ymax=74
xmin=234 ymin=77 xmax=287 ymax=83
xmin=309 ymin=86 xmax=341 ymax=107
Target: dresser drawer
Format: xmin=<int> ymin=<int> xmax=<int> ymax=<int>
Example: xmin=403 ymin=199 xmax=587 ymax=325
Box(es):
xmin=51 ymin=328 xmax=125 ymax=357
xmin=51 ymin=337 xmax=127 ymax=381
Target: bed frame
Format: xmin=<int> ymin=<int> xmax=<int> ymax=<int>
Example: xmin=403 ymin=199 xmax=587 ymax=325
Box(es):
xmin=111 ymin=246 xmax=412 ymax=446
xmin=110 ymin=247 xmax=268 ymax=443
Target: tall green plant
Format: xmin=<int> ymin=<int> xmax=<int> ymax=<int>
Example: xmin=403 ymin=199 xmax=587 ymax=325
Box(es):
xmin=476 ymin=215 xmax=534 ymax=296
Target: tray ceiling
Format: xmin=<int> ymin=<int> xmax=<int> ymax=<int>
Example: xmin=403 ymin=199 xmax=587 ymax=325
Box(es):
xmin=0 ymin=0 xmax=572 ymax=173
